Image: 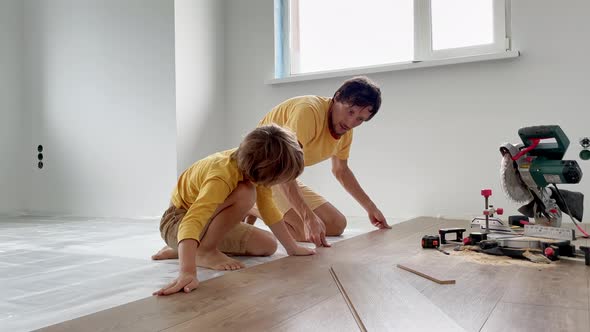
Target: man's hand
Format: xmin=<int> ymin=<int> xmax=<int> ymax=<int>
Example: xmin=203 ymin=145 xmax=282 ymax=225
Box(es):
xmin=368 ymin=207 xmax=391 ymax=229
xmin=287 ymin=245 xmax=316 ymax=256
xmin=304 ymin=214 xmax=331 ymax=247
xmin=153 ymin=272 xmax=199 ymax=296
xmin=278 ymin=181 xmax=331 ymax=248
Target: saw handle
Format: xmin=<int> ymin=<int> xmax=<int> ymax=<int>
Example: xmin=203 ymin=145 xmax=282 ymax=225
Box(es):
xmin=518 ymin=125 xmax=570 ymax=159
xmin=511 ymin=138 xmax=540 ymax=161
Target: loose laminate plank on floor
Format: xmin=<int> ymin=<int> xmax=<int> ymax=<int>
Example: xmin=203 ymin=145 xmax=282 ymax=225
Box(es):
xmin=411 ymin=255 xmax=521 ymax=331
xmin=499 ymin=259 xmax=590 ymax=310
xmin=330 ymin=263 xmax=464 ymax=332
xmin=270 ymin=294 xmax=359 ymax=332
xmin=480 ymin=302 xmax=590 ymax=332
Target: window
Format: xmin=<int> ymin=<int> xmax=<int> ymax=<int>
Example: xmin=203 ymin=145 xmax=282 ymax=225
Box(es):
xmin=274 ymin=0 xmax=509 ymax=79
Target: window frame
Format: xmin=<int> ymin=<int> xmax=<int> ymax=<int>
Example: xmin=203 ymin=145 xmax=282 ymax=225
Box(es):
xmin=414 ymin=0 xmax=508 ymax=61
xmin=274 ymin=0 xmax=511 ymax=80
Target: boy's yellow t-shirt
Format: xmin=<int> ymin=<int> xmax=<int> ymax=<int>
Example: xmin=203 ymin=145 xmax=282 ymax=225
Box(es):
xmin=259 ymin=96 xmax=353 ymax=166
xmin=171 ymin=149 xmax=283 ymax=244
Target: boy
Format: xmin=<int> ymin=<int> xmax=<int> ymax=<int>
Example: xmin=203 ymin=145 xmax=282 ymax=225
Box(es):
xmin=153 ymin=124 xmax=315 ymax=296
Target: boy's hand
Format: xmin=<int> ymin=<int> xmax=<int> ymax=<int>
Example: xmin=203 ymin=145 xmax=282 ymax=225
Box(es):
xmin=153 ymin=272 xmax=199 ymax=296
xmin=287 ymin=245 xmax=316 ymax=256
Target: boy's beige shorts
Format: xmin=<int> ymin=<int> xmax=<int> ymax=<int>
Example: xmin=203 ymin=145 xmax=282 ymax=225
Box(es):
xmin=159 ymin=203 xmax=254 ymax=255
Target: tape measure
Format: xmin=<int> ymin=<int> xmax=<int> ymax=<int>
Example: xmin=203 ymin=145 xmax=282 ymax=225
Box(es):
xmin=422 ymin=235 xmax=440 ymax=248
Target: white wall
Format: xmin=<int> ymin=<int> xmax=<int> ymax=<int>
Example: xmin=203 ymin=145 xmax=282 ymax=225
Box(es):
xmin=0 ymin=0 xmax=25 ymax=215
xmin=175 ymin=0 xmax=227 ymax=174
xmin=224 ymin=0 xmax=590 ymax=221
xmin=23 ymin=0 xmax=178 ymax=217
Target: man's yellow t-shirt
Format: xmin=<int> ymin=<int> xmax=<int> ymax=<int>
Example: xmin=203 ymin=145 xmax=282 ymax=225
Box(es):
xmin=171 ymin=149 xmax=283 ymax=244
xmin=258 ymin=96 xmax=353 ymax=166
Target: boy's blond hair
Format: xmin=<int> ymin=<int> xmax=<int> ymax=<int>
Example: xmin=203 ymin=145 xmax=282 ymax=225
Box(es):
xmin=232 ymin=124 xmax=304 ymax=186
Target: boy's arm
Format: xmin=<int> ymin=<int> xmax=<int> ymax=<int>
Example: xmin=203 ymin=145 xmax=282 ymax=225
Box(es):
xmin=269 ymin=221 xmax=315 ymax=256
xmin=331 ymin=156 xmax=391 ymax=229
xmin=153 ymin=239 xmax=199 ymax=296
xmin=155 ymin=178 xmax=232 ymax=296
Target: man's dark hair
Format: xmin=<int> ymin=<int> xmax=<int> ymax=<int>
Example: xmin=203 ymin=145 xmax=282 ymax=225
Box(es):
xmin=333 ymin=76 xmax=381 ymax=120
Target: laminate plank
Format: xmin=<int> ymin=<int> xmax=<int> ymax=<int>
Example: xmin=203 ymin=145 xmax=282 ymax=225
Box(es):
xmin=270 ymin=294 xmax=359 ymax=332
xmin=500 ymin=259 xmax=590 ymax=310
xmin=481 ymin=302 xmax=590 ymax=332
xmin=418 ymin=260 xmax=521 ymax=332
xmin=38 ymin=269 xmax=283 ymax=332
xmin=162 ymin=269 xmax=338 ymax=332
xmin=330 ymin=263 xmax=464 ymax=332
xmin=329 ymin=266 xmax=366 ymax=332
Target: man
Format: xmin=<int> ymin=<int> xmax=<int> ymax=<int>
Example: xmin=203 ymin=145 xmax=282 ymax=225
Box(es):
xmin=251 ymin=76 xmax=391 ymax=247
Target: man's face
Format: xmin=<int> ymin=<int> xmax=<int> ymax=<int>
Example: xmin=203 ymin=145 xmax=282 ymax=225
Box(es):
xmin=330 ymin=100 xmax=373 ymax=136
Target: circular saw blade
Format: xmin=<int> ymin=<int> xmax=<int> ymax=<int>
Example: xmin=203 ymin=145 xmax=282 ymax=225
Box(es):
xmin=500 ymin=154 xmax=533 ymax=204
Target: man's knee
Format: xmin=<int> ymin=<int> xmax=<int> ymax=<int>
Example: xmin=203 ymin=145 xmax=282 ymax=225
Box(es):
xmin=245 ymin=230 xmax=278 ymax=256
xmin=324 ymin=211 xmax=347 ymax=236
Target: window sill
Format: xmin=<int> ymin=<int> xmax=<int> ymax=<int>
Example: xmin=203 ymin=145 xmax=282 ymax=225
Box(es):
xmin=266 ymin=50 xmax=520 ymax=85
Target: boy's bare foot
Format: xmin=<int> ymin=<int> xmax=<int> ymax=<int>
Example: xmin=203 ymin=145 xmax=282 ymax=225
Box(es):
xmin=244 ymin=215 xmax=257 ymax=225
xmin=151 ymin=246 xmax=179 ymax=260
xmin=196 ymin=249 xmax=245 ymax=270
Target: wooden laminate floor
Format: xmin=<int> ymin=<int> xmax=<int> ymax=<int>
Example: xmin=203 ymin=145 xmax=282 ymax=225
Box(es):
xmin=40 ymin=217 xmax=590 ymax=332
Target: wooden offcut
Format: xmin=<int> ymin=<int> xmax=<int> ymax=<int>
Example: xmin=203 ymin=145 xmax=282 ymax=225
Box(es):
xmin=396 ymin=264 xmax=456 ymax=284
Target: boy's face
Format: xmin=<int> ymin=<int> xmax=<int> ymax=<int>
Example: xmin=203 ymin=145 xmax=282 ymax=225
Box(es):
xmin=330 ymin=100 xmax=373 ymax=137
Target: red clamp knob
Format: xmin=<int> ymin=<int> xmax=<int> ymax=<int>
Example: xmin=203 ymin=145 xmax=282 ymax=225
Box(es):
xmin=481 ymin=189 xmax=492 ymax=197
xmin=483 ymin=210 xmax=490 ymax=216
xmin=496 ymin=208 xmax=504 ymax=215
xmin=544 ymin=247 xmax=555 ymax=258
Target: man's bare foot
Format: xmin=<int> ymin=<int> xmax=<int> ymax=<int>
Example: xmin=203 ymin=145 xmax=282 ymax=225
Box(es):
xmin=151 ymin=246 xmax=179 ymax=260
xmin=196 ymin=249 xmax=245 ymax=270
xmin=244 ymin=214 xmax=257 ymax=225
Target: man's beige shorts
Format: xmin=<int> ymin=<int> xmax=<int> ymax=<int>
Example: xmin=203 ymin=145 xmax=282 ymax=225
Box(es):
xmin=159 ymin=203 xmax=254 ymax=255
xmin=271 ymin=181 xmax=328 ymax=241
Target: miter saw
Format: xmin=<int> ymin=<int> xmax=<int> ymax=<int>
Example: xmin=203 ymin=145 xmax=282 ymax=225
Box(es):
xmin=499 ymin=125 xmax=587 ymax=236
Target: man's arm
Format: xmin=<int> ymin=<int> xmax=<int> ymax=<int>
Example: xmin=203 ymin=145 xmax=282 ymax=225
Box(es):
xmin=331 ymin=156 xmax=391 ymax=229
xmin=269 ymin=220 xmax=316 ymax=256
xmin=277 ymin=180 xmax=331 ymax=247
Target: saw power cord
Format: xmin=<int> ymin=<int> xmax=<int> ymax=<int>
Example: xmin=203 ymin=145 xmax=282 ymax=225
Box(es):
xmin=552 ymin=183 xmax=590 ymax=238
